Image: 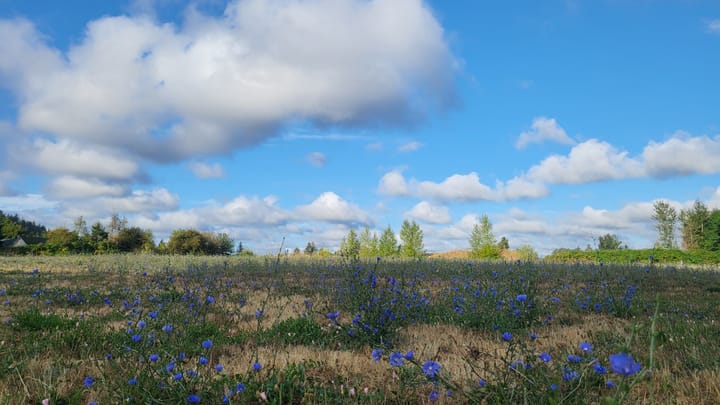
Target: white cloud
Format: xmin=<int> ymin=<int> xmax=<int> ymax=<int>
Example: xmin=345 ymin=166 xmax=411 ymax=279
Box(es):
xmin=515 ymin=117 xmax=575 ymax=149
xmin=405 ymin=201 xmax=451 ymax=224
xmin=294 ymin=191 xmax=371 ymax=225
xmin=526 ymin=139 xmax=643 ymax=184
xmin=416 ymin=172 xmax=496 ymax=201
xmin=96 ymin=188 xmax=180 ymax=213
xmin=46 ymin=176 xmax=127 ymax=199
xmin=306 ymin=152 xmax=327 ymax=168
xmin=20 ymin=139 xmax=141 ymax=180
xmin=377 ymin=170 xmax=409 ymax=196
xmin=0 ymin=193 xmax=58 ymax=212
xmin=188 ymin=161 xmax=225 ymax=179
xmin=706 ymin=19 xmax=720 ymax=34
xmin=0 ymin=0 xmax=457 ymax=161
xmin=642 ymin=132 xmax=720 ymax=177
xmin=398 ymin=141 xmax=423 ymax=152
xmin=497 ymin=177 xmax=550 ymax=199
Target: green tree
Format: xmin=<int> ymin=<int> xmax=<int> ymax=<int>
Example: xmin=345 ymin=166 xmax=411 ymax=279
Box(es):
xmin=652 ymin=200 xmax=677 ymax=249
xmin=89 ymin=222 xmax=110 ymax=252
xmin=598 ymin=233 xmax=623 ymax=250
xmin=168 ymin=229 xmax=205 ymax=254
xmin=679 ymin=200 xmax=711 ymax=250
xmin=339 ymin=228 xmax=360 ymax=260
xmin=206 ymin=232 xmax=234 ymax=255
xmin=469 ymin=215 xmax=501 ymax=259
xmin=399 ymin=220 xmax=424 ymax=258
xmin=497 ymin=236 xmax=510 ymax=251
xmin=114 ymin=227 xmax=154 ymax=253
xmin=359 ymin=226 xmax=378 ymax=258
xmin=45 ymin=227 xmax=78 ymax=254
xmin=1 ymin=219 xmax=22 ymax=239
xmin=378 ymin=225 xmax=398 ymax=258
xmin=516 ymin=244 xmax=539 ymax=261
xmin=703 ymin=209 xmax=720 ymax=251
xmin=304 ymin=241 xmax=316 ymax=255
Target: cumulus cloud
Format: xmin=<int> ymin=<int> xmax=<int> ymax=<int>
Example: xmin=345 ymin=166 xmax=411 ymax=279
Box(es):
xmin=398 ymin=141 xmax=423 ymax=152
xmin=306 ymin=152 xmax=327 ymax=168
xmin=188 ymin=161 xmax=225 ymax=178
xmin=378 ymin=170 xmax=546 ymax=202
xmin=294 ymin=191 xmax=372 ymax=224
xmin=45 ymin=176 xmax=127 ymax=199
xmin=642 ymin=132 xmax=720 ymax=177
xmin=525 ymin=139 xmax=643 ymax=184
xmin=405 ymin=201 xmax=451 ymax=224
xmin=96 ymin=188 xmax=180 ymax=213
xmin=17 ymin=139 xmax=142 ymax=180
xmin=515 ymin=117 xmax=575 ymax=149
xmin=416 ymin=172 xmax=496 ymax=201
xmin=377 ymin=170 xmax=409 ymax=196
xmin=0 ymin=0 xmax=457 ymax=162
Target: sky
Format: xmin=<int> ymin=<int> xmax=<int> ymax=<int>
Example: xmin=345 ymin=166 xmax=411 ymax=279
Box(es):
xmin=0 ymin=0 xmax=719 ymax=255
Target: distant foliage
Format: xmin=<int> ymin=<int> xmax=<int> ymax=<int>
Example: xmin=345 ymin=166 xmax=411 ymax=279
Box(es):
xmin=598 ymin=234 xmax=623 ymax=250
xmin=339 ymin=229 xmax=360 ymax=260
xmin=378 ymin=225 xmax=398 ymax=258
xmin=652 ymin=200 xmax=678 ymax=249
xmin=469 ymin=215 xmax=501 ymax=259
xmin=399 ymin=220 xmax=424 ymax=258
xmin=167 ymin=229 xmax=234 ymax=255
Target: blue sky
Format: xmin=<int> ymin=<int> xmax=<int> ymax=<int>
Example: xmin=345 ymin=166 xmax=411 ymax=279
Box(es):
xmin=1 ymin=0 xmax=719 ymax=255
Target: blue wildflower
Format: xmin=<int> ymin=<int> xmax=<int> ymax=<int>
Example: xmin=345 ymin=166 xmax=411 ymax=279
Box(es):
xmin=579 ymin=342 xmax=593 ymax=354
xmin=128 ymin=377 xmax=137 ymax=385
xmin=429 ymin=390 xmax=439 ymax=402
xmin=404 ymin=350 xmax=414 ymax=360
xmin=502 ymin=331 xmax=512 ymax=341
xmin=202 ymin=339 xmax=212 ymax=349
xmin=199 ymin=356 xmax=208 ymax=365
xmin=215 ymin=364 xmax=224 ymax=372
xmin=83 ymin=376 xmax=95 ymax=388
xmin=594 ymin=363 xmax=607 ymax=375
xmin=236 ymin=382 xmax=246 ymax=393
xmin=372 ymin=349 xmax=382 ymax=362
xmin=187 ymin=393 xmax=201 ymax=403
xmin=422 ymin=360 xmax=441 ymax=378
xmin=389 ymin=352 xmax=403 ymax=367
xmin=567 ymin=354 xmax=582 ymax=363
xmin=149 ymin=354 xmax=159 ymax=362
xmin=516 ymin=294 xmax=528 ymax=302
xmin=253 ymin=362 xmax=262 ymax=372
xmin=609 ymin=353 xmax=642 ymax=376
xmin=539 ymin=352 xmax=552 ymax=363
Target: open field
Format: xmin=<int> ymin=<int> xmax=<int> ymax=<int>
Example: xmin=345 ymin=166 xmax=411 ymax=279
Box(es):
xmin=1 ymin=255 xmax=720 ymax=404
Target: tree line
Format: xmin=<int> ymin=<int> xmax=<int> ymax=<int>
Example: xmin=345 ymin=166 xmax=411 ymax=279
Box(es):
xmin=652 ymin=200 xmax=720 ymax=251
xmin=1 ymin=213 xmax=241 ymax=255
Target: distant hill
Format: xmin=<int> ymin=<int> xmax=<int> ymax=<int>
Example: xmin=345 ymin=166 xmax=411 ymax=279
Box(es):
xmin=429 ymin=249 xmax=521 ymax=260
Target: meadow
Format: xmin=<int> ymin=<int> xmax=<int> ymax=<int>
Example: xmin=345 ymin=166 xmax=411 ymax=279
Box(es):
xmin=1 ymin=254 xmax=719 ymax=404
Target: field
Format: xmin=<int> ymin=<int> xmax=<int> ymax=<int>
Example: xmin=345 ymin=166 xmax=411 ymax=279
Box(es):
xmin=1 ymin=255 xmax=719 ymax=404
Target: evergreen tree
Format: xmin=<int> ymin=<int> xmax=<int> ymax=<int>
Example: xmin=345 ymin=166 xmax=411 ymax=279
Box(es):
xmin=304 ymin=241 xmax=316 ymax=255
xmin=598 ymin=233 xmax=623 ymax=250
xmin=703 ymin=210 xmax=720 ymax=251
xmin=679 ymin=200 xmax=710 ymax=250
xmin=469 ymin=214 xmax=501 ymax=259
xmin=359 ymin=226 xmax=379 ymax=258
xmin=378 ymin=225 xmax=398 ymax=258
xmin=399 ymin=220 xmax=424 ymax=258
xmin=652 ymin=200 xmax=677 ymax=249
xmin=339 ymin=228 xmax=360 ymax=260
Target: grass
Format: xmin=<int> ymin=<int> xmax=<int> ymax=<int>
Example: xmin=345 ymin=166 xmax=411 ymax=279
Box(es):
xmin=0 ymin=254 xmax=719 ymax=404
